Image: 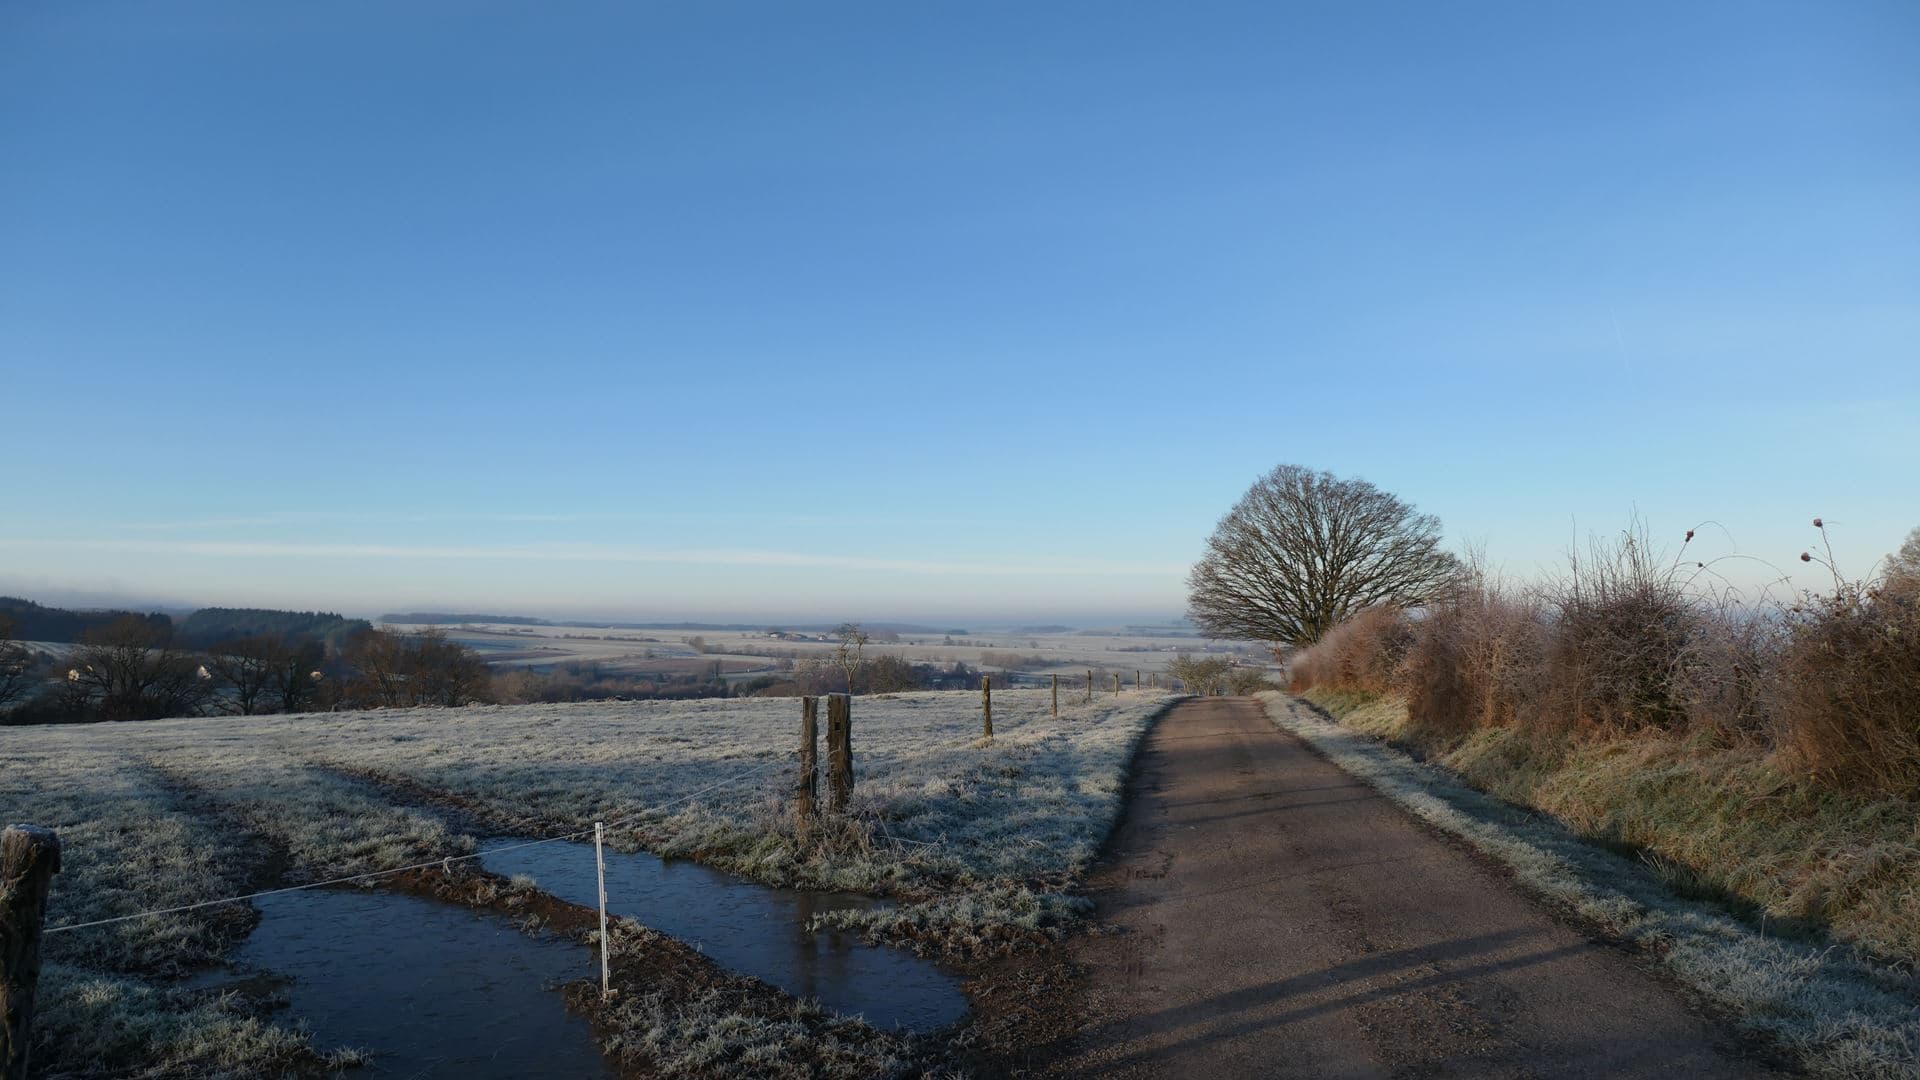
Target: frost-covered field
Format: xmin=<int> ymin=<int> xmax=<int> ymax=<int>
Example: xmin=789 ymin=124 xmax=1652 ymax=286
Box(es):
xmin=4 ymin=689 xmax=1177 ymax=1075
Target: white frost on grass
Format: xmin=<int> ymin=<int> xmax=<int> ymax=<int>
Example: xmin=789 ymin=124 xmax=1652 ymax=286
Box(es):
xmin=5 ymin=690 xmax=1179 ymax=1069
xmin=1260 ymin=692 xmax=1920 ymax=1079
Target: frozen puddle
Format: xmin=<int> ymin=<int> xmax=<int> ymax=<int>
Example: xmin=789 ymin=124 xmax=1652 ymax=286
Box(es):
xmin=480 ymin=839 xmax=969 ymax=1032
xmin=195 ymin=888 xmax=610 ymax=1078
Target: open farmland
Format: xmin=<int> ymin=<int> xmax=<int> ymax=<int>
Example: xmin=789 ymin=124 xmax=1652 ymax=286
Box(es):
xmin=3 ymin=689 xmax=1179 ymax=1076
xmin=390 ymin=621 xmax=1264 ymax=686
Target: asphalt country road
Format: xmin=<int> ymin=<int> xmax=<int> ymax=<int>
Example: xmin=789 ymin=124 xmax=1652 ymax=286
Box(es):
xmin=1048 ymin=696 xmax=1778 ymax=1079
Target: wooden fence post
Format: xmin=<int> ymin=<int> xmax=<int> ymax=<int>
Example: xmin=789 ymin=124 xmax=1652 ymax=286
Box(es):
xmin=1051 ymin=674 xmax=1059 ymax=718
xmin=827 ymin=694 xmax=853 ymax=811
xmin=2 ymin=825 xmax=60 ymax=1080
xmin=1136 ymin=669 xmax=1141 ymax=690
xmin=797 ymin=697 xmax=818 ymax=830
xmin=1085 ymin=669 xmax=1093 ymax=703
xmin=1112 ymin=673 xmax=1120 ymax=696
xmin=981 ymin=675 xmax=993 ymax=740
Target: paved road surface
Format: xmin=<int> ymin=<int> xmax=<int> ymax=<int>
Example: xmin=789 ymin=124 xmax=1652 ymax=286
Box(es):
xmin=1050 ymin=697 xmax=1775 ymax=1079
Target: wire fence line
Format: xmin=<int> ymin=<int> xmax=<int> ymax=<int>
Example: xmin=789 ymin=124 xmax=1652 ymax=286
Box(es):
xmin=42 ymin=753 xmax=797 ymax=935
xmin=40 ymin=685 xmax=1163 ymax=934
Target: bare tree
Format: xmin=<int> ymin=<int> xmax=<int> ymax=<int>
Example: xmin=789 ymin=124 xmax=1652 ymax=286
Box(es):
xmin=831 ymin=622 xmax=868 ymax=695
xmin=344 ymin=627 xmax=411 ymax=707
xmin=343 ymin=627 xmax=489 ymax=708
xmin=410 ymin=627 xmax=491 ymax=706
xmin=205 ymin=635 xmax=291 ymax=715
xmin=1167 ymin=654 xmax=1234 ymax=695
xmin=69 ymin=615 xmax=212 ymax=720
xmin=1188 ymin=465 xmax=1460 ymax=646
xmin=267 ymin=641 xmax=326 ymax=714
xmin=1224 ymin=665 xmax=1274 ymax=696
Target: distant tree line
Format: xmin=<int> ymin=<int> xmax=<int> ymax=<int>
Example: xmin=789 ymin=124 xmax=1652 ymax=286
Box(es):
xmin=0 ymin=607 xmax=1085 ymax=723
xmin=0 ymin=596 xmax=170 ymax=644
xmin=0 ymin=606 xmax=492 ymax=724
xmin=175 ymin=607 xmax=370 ymax=650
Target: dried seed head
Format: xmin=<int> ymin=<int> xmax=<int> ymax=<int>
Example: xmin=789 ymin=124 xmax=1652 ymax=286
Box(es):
xmin=1813 ymin=517 xmax=1824 ymax=528
xmin=1685 ymin=529 xmax=1695 ymax=542
xmin=1801 ymin=552 xmax=1813 ymax=562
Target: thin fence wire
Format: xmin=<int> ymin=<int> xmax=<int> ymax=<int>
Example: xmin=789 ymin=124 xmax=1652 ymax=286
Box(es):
xmin=42 ymin=687 xmax=1173 ymax=934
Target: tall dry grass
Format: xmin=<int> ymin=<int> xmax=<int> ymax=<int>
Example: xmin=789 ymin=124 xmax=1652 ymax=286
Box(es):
xmin=1775 ymin=580 xmax=1920 ymax=793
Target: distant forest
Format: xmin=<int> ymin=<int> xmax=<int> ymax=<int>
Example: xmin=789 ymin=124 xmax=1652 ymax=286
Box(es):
xmin=0 ymin=597 xmax=170 ymax=642
xmin=0 ymin=597 xmax=369 ymax=648
xmin=175 ymin=608 xmax=371 ymax=649
xmin=380 ymin=612 xmax=553 ymax=626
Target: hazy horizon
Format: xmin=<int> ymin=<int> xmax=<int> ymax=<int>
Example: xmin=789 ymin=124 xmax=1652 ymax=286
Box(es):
xmin=0 ymin=576 xmax=1193 ymax=631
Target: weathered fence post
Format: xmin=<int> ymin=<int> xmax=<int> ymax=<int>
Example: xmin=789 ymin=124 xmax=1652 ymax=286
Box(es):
xmin=797 ymin=697 xmax=819 ymax=830
xmin=1085 ymin=669 xmax=1093 ymax=703
xmin=1136 ymin=669 xmax=1141 ymax=690
xmin=1051 ymin=673 xmax=1059 ymax=718
xmin=1112 ymin=673 xmax=1120 ymax=696
xmin=981 ymin=675 xmax=993 ymax=740
xmin=2 ymin=825 xmax=60 ymax=1080
xmin=827 ymin=694 xmax=853 ymax=811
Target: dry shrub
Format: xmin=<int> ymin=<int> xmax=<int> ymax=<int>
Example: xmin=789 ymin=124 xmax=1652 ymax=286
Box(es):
xmin=1539 ymin=532 xmax=1699 ymax=733
xmin=1774 ymin=583 xmax=1920 ymax=794
xmin=1672 ymin=604 xmax=1782 ymax=742
xmin=1289 ymin=520 xmax=1920 ymax=795
xmin=1287 ymin=605 xmax=1410 ymax=694
xmin=1401 ymin=574 xmax=1547 ymax=737
xmin=1225 ymin=666 xmax=1275 ymax=696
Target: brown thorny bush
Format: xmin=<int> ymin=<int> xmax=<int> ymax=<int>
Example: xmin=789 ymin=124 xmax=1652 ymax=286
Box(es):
xmin=1775 ymin=577 xmax=1920 ymax=793
xmin=1287 ymin=526 xmax=1920 ymax=794
xmin=1287 ymin=603 xmax=1412 ymax=697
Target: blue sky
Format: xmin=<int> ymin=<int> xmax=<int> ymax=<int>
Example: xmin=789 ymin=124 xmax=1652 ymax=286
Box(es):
xmin=2 ymin=1 xmax=1915 ymax=623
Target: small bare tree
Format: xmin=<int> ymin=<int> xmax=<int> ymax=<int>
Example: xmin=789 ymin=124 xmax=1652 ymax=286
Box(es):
xmin=1188 ymin=464 xmax=1460 ymax=647
xmin=410 ymin=627 xmax=491 ymax=706
xmin=343 ymin=627 xmax=489 ymax=708
xmin=831 ymin=622 xmax=868 ymax=695
xmin=267 ymin=641 xmax=326 ymax=714
xmin=1168 ymin=654 xmax=1234 ymax=695
xmin=69 ymin=615 xmax=212 ymax=720
xmin=1225 ymin=665 xmax=1274 ymax=696
xmin=205 ymin=635 xmax=292 ymax=715
xmin=345 ymin=627 xmax=411 ymax=707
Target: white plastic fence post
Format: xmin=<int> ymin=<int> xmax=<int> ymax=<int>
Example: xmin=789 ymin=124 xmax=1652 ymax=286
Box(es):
xmin=594 ymin=821 xmax=611 ymax=999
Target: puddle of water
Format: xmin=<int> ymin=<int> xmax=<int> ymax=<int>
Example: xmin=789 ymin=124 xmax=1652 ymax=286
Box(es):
xmin=479 ymin=839 xmax=968 ymax=1032
xmin=193 ymin=888 xmax=611 ymax=1079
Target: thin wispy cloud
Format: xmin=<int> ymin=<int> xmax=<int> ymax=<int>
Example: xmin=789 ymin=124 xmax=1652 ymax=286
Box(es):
xmin=121 ymin=509 xmax=996 ymax=531
xmin=6 ymin=538 xmax=1184 ymax=578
